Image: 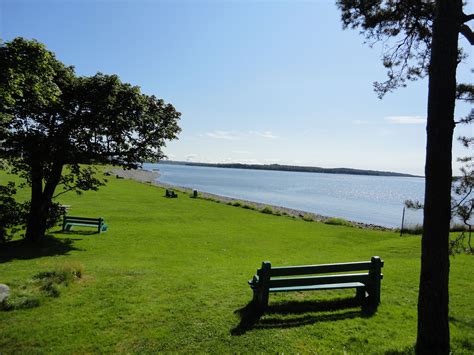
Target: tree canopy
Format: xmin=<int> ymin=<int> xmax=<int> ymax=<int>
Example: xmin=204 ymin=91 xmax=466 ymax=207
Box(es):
xmin=0 ymin=37 xmax=181 ymax=242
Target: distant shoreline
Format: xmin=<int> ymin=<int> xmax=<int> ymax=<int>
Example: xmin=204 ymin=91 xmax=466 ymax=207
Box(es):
xmin=156 ymin=160 xmax=422 ymax=178
xmin=111 ymin=167 xmax=393 ymax=231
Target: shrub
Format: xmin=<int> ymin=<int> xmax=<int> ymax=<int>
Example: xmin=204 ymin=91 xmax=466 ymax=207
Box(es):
xmin=261 ymin=207 xmax=273 ymax=214
xmin=399 ymin=224 xmax=423 ymax=235
xmin=324 ymin=217 xmax=353 ymax=227
xmin=302 ymin=214 xmax=313 ymax=222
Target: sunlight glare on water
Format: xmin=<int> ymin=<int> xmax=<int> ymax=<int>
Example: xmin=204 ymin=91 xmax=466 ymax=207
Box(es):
xmin=144 ymin=163 xmax=425 ymax=228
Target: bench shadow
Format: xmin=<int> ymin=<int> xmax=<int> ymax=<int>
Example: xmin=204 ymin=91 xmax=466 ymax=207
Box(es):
xmin=0 ymin=235 xmax=82 ymax=263
xmin=231 ymin=297 xmax=377 ymax=336
xmin=52 ymin=230 xmax=99 ymax=236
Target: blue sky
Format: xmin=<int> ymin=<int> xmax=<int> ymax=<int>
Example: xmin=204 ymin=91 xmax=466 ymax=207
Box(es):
xmin=1 ymin=0 xmax=472 ymax=175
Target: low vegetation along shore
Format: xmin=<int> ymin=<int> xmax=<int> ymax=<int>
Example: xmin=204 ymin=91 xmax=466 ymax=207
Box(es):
xmin=0 ymin=170 xmax=472 ymax=353
xmin=113 ymin=168 xmax=392 ymax=231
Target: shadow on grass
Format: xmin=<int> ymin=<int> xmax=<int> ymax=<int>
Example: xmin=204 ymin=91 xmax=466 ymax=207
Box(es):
xmin=231 ymin=297 xmax=377 ymax=335
xmin=0 ymin=235 xmax=82 ymax=263
xmin=52 ymin=230 xmax=98 ymax=236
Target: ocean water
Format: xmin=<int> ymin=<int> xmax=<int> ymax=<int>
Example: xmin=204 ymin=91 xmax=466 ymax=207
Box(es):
xmin=143 ymin=163 xmax=425 ymax=228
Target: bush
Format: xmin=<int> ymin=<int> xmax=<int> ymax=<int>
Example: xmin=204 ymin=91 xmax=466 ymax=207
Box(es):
xmin=0 ymin=182 xmax=28 ymax=242
xmin=302 ymin=214 xmax=313 ymax=222
xmin=261 ymin=207 xmax=273 ymax=214
xmin=324 ymin=217 xmax=353 ymax=227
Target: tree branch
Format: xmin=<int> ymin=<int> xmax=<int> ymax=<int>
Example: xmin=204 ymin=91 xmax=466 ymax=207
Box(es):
xmin=462 ymin=13 xmax=474 ymax=23
xmin=460 ymin=24 xmax=474 ymax=45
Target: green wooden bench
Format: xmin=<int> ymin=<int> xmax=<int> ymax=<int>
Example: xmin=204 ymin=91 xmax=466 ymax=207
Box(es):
xmin=165 ymin=189 xmax=178 ymax=198
xmin=248 ymin=256 xmax=384 ymax=311
xmin=62 ymin=216 xmax=108 ymax=233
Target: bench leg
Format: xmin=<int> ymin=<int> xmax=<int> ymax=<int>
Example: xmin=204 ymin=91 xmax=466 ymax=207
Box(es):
xmin=258 ymin=289 xmax=269 ymax=310
xmin=356 ymin=288 xmax=366 ymax=302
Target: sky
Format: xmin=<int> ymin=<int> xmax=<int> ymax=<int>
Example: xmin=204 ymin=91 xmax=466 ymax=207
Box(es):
xmin=1 ymin=0 xmax=472 ymax=176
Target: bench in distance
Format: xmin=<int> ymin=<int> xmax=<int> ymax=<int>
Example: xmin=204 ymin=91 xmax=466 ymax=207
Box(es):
xmin=165 ymin=189 xmax=178 ymax=198
xmin=62 ymin=216 xmax=108 ymax=233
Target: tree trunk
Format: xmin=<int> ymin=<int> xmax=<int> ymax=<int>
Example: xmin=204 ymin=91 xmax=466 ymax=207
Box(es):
xmin=24 ymin=163 xmax=63 ymax=243
xmin=24 ymin=163 xmax=46 ymax=243
xmin=416 ymin=1 xmax=461 ymax=354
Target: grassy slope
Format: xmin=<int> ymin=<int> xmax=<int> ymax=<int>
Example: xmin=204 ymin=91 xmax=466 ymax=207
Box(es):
xmin=0 ymin=175 xmax=472 ymax=353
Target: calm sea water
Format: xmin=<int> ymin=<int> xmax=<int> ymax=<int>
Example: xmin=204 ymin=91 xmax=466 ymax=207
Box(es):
xmin=143 ymin=163 xmax=425 ymax=228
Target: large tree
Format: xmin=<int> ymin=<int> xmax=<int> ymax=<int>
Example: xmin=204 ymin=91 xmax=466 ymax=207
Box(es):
xmin=336 ymin=0 xmax=473 ymax=353
xmin=0 ymin=38 xmax=181 ymax=242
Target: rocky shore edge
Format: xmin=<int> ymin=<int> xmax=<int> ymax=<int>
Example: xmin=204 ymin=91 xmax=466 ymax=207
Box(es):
xmin=110 ymin=168 xmax=393 ymax=231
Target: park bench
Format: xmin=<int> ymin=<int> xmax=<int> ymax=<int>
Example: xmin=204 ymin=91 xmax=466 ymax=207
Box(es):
xmin=62 ymin=216 xmax=108 ymax=233
xmin=248 ymin=256 xmax=383 ymax=310
xmin=165 ymin=189 xmax=178 ymax=198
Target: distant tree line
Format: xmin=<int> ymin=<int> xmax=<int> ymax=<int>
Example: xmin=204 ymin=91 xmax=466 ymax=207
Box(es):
xmin=160 ymin=161 xmax=419 ymax=178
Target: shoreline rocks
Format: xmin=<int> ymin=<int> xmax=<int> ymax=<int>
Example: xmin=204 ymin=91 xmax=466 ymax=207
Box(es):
xmin=111 ymin=167 xmax=393 ymax=231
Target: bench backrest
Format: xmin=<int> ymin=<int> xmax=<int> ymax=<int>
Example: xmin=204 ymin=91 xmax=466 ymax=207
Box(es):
xmin=64 ymin=216 xmax=103 ymax=224
xmin=256 ymin=256 xmax=383 ymax=288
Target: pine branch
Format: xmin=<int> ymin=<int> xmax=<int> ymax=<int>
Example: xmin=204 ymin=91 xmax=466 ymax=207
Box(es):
xmin=460 ymin=24 xmax=474 ymax=45
xmin=462 ymin=13 xmax=474 ymax=23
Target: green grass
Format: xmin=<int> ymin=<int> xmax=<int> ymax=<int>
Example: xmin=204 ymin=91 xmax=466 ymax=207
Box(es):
xmin=0 ymin=173 xmax=473 ymax=353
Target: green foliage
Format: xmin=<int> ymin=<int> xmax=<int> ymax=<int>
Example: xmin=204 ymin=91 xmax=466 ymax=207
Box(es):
xmin=449 ymin=231 xmax=473 ymax=256
xmin=241 ymin=204 xmax=255 ymax=210
xmin=0 ymin=182 xmax=28 ymax=242
xmin=301 ymin=214 xmax=314 ymax=222
xmin=0 ymin=38 xmax=181 ymax=241
xmin=337 ymin=0 xmax=435 ymax=97
xmin=399 ymin=224 xmax=424 ymax=236
xmin=260 ymin=206 xmax=273 ymax=214
xmin=324 ymin=217 xmax=353 ymax=227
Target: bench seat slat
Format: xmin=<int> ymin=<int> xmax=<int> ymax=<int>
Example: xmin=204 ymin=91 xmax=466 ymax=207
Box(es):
xmin=269 ymin=273 xmax=370 ymax=288
xmin=269 ymin=282 xmax=365 ymax=293
xmin=270 ymin=261 xmax=375 ymax=276
xmin=65 ymin=223 xmax=99 ymax=227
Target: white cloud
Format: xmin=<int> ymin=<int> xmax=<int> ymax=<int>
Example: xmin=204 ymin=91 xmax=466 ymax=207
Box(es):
xmin=206 ymin=130 xmax=242 ymax=140
xmin=385 ymin=116 xmax=426 ymax=124
xmin=206 ymin=130 xmax=279 ymax=140
xmin=250 ymin=130 xmax=278 ymax=139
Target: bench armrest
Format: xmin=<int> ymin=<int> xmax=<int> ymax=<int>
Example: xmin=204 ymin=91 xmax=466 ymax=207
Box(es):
xmin=248 ymin=275 xmax=259 ymax=288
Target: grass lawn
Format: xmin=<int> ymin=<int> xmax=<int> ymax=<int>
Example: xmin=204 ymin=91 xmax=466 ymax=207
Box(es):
xmin=0 ymin=173 xmax=473 ymax=353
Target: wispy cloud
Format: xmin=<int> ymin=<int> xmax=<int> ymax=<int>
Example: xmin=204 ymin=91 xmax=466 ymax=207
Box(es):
xmin=385 ymin=116 xmax=426 ymax=124
xmin=250 ymin=130 xmax=278 ymax=139
xmin=206 ymin=130 xmax=242 ymax=140
xmin=206 ymin=130 xmax=278 ymax=140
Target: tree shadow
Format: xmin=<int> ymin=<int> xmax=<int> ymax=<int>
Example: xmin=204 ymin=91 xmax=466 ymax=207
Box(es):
xmin=231 ymin=296 xmax=377 ymax=335
xmin=0 ymin=235 xmax=82 ymax=263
